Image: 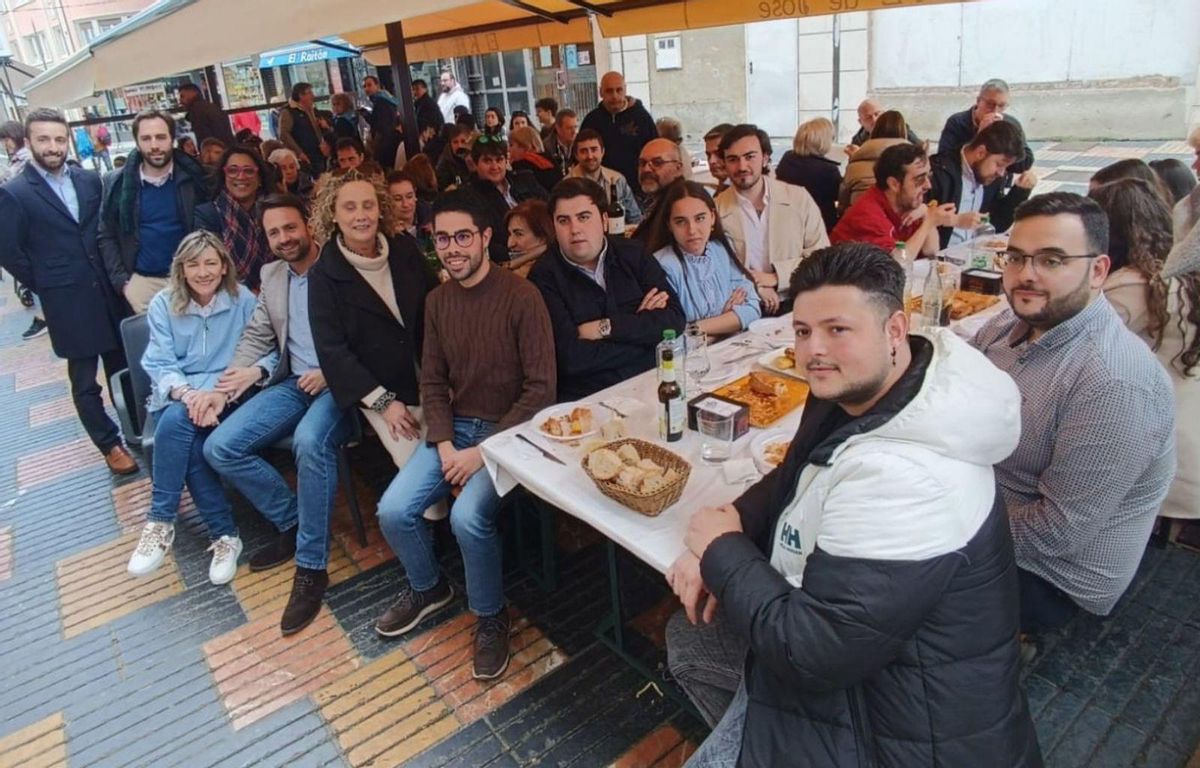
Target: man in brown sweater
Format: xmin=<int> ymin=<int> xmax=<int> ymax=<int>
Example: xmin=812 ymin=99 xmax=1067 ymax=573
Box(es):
xmin=373 ymin=189 xmax=557 ymax=680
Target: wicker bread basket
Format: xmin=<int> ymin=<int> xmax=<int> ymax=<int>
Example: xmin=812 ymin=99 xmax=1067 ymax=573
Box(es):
xmin=581 ymin=438 xmax=691 ymax=517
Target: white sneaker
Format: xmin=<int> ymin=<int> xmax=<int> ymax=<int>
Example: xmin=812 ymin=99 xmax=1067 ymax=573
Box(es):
xmin=207 ymin=535 xmax=243 ymax=585
xmin=128 ymin=522 xmax=175 ymax=576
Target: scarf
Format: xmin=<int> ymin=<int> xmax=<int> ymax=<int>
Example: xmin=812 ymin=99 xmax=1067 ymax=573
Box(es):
xmin=214 ymin=190 xmax=271 ymax=287
xmin=106 ymin=149 xmax=209 ymax=234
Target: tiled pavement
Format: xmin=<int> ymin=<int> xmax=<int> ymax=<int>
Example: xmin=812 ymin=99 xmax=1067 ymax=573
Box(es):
xmin=1 ymin=141 xmax=1199 ymax=767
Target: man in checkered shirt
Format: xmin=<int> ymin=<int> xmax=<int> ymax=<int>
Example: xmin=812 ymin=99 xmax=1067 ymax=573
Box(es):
xmin=972 ymin=192 xmax=1176 ymax=635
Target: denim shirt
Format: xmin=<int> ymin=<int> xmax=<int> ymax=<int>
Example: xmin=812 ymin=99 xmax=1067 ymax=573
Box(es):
xmin=653 ymin=240 xmax=762 ymax=330
xmin=142 ymin=284 xmax=261 ymax=412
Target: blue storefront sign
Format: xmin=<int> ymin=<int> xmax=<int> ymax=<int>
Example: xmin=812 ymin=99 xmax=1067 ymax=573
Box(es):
xmin=258 ymin=38 xmax=360 ymax=69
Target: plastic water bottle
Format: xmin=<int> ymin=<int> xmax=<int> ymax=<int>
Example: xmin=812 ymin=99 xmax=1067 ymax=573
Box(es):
xmin=970 ymin=214 xmax=996 ymax=270
xmin=656 ymin=330 xmax=687 ymax=396
xmin=892 ymin=241 xmax=914 ymax=318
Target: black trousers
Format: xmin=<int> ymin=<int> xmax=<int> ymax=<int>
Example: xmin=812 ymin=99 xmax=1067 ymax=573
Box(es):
xmin=67 ymin=349 xmax=127 ymax=453
xmin=1018 ymin=567 xmax=1081 ymax=635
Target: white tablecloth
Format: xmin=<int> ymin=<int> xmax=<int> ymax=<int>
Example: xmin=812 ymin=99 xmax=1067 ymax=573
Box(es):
xmin=481 ymin=335 xmax=802 ymax=575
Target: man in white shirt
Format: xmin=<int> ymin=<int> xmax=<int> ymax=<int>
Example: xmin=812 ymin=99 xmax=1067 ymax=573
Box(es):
xmin=436 ymin=71 xmax=471 ymax=124
xmin=715 ymin=124 xmax=829 ymax=315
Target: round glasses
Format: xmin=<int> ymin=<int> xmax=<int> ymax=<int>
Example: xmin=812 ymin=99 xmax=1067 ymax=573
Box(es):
xmin=434 ymin=229 xmax=480 ymax=250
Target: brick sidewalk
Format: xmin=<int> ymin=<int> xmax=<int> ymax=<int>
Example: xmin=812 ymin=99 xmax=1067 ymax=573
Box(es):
xmin=1 ymin=140 xmax=1198 ymax=766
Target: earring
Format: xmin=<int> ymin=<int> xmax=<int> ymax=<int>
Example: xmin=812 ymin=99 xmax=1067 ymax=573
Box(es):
xmin=891 ymin=346 xmax=897 ymax=367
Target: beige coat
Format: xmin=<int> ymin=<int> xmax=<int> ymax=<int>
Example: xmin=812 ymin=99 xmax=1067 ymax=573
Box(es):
xmin=838 ymin=138 xmax=908 ymax=213
xmin=715 ymin=177 xmax=829 ymax=293
xmin=230 ymin=259 xmax=293 ymax=387
xmin=1105 ymin=268 xmax=1200 ymax=519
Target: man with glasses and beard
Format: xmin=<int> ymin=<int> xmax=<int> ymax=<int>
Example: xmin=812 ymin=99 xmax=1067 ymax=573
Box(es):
xmin=99 ymin=109 xmax=211 ymax=314
xmin=372 ymin=189 xmax=556 ymax=681
xmin=666 ymin=243 xmax=1039 ymax=767
xmin=202 ymin=194 xmax=353 ymax=637
xmin=0 ymin=107 xmax=138 ymax=475
xmin=972 ymin=192 xmax=1175 ymax=639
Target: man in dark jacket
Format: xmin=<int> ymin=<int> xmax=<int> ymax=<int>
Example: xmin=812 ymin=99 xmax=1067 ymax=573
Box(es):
xmin=666 ymin=243 xmax=1041 ymax=767
xmin=410 ymin=79 xmax=444 ymax=132
xmin=363 ymin=75 xmax=402 ymax=166
xmin=178 ymin=83 xmax=235 ymax=146
xmin=580 ymin=72 xmax=657 ymax=192
xmin=938 ymin=78 xmax=1034 ymax=174
xmin=98 ymin=109 xmax=210 ymax=313
xmin=528 ymin=177 xmax=684 ymax=400
xmin=465 ymin=138 xmax=547 ymax=264
xmin=0 ymin=108 xmax=138 ymax=475
xmin=929 ymin=118 xmax=1038 ymax=249
xmin=435 ymin=123 xmax=474 ymax=190
xmin=279 ymin=83 xmax=328 ymax=176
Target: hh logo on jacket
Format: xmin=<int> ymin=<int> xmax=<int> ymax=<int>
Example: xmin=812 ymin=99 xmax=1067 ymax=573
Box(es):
xmin=778 ymin=521 xmax=803 ymax=555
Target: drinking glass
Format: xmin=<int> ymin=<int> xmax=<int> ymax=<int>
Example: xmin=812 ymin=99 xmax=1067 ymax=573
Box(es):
xmin=684 ymin=324 xmax=710 ymax=390
xmin=697 ymin=409 xmax=735 ymax=463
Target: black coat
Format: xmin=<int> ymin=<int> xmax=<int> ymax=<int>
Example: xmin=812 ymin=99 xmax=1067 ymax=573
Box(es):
xmin=308 ymin=235 xmax=436 ymax=411
xmin=580 ymin=98 xmax=657 ymax=191
xmin=185 ymin=98 xmax=235 ymax=146
xmin=0 ymin=163 xmax=126 ymax=359
xmin=937 ymin=109 xmax=1034 ymax=175
xmin=97 ymin=150 xmax=211 ymax=294
xmin=466 ymin=173 xmax=548 ymax=263
xmin=774 ymin=152 xmax=842 ymax=232
xmin=928 ymin=150 xmax=1032 ymax=249
xmin=527 ymin=236 xmax=685 ymax=401
xmin=701 ymin=341 xmax=1042 ymax=768
xmin=414 ymin=93 xmax=444 ymax=130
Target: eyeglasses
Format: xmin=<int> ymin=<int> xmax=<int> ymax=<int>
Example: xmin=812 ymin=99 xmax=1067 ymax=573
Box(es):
xmin=434 ymin=229 xmax=480 ymax=250
xmin=638 ymin=157 xmax=681 ymax=170
xmin=999 ymin=249 xmax=1096 ymax=274
xmin=225 ymin=166 xmax=259 ymax=178
xmin=475 ymin=135 xmax=506 ymax=146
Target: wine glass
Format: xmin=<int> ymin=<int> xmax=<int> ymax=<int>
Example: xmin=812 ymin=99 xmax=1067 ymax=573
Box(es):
xmin=684 ymin=324 xmax=710 ymax=391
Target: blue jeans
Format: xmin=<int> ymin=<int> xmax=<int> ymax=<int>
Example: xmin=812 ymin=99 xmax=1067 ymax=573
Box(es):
xmin=377 ymin=418 xmax=503 ymax=617
xmin=148 ymin=401 xmax=236 ymax=539
xmin=203 ymin=379 xmax=351 ymax=570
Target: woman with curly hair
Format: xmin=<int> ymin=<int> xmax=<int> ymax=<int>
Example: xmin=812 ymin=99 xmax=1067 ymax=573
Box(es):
xmin=1090 ymin=177 xmax=1200 ymax=528
xmin=308 ymin=169 xmax=437 ymax=471
xmin=194 ymin=145 xmax=275 ymax=289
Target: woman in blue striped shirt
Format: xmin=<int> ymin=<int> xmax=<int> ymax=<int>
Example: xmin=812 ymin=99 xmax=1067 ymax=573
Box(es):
xmin=649 ymin=180 xmax=761 ymax=337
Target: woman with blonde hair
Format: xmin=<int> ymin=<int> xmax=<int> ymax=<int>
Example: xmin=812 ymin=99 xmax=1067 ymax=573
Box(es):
xmin=308 ymin=169 xmax=438 ymax=475
xmin=775 ymin=117 xmax=842 ymax=231
xmin=127 ymin=230 xmax=258 ymax=585
xmin=839 ymin=110 xmax=913 ymax=210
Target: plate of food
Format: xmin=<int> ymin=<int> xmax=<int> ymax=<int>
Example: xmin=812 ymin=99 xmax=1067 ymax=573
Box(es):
xmin=756 ymin=347 xmax=806 ymax=381
xmin=533 ymin=402 xmax=607 ymax=442
xmin=908 ymin=290 xmax=1002 ymax=321
xmin=712 ymin=371 xmax=809 ymax=428
xmin=751 ymin=428 xmax=793 ymax=474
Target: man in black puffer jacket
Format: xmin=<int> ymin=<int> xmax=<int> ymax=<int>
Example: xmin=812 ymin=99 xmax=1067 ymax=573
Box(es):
xmin=666 ymin=243 xmax=1042 ymax=767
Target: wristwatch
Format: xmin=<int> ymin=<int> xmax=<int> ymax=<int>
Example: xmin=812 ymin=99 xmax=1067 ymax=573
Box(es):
xmin=257 ymin=366 xmax=270 ymax=384
xmin=371 ymin=391 xmax=397 ymax=413
xmin=598 ymin=318 xmax=612 ymax=339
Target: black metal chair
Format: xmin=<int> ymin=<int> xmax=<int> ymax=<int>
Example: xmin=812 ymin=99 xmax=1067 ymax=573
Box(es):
xmin=109 ymin=313 xmax=369 ymax=547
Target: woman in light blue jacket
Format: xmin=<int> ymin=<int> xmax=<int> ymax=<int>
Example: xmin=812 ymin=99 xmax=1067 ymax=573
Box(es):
xmin=127 ymin=230 xmax=261 ymax=585
xmin=649 ymin=180 xmax=761 ymax=337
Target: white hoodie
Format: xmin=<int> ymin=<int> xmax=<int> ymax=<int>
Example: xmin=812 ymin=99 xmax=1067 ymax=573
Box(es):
xmin=770 ymin=328 xmax=1022 ymax=586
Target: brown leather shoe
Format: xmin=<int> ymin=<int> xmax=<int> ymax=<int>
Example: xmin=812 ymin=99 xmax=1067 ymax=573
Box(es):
xmin=105 ymin=445 xmax=139 ymax=475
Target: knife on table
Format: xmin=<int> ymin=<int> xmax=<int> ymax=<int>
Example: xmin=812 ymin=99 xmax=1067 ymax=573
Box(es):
xmin=515 ymin=433 xmax=567 ymax=465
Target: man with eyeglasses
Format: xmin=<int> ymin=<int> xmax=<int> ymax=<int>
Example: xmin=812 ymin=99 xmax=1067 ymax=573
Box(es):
xmin=715 ymin=124 xmax=829 ymax=315
xmin=937 ymin=79 xmax=1034 ymax=175
xmin=373 ymin=189 xmax=556 ymax=681
xmin=529 ymin=177 xmax=685 ymax=400
xmin=631 ymin=138 xmax=686 ymax=240
xmin=972 ymin=192 xmax=1175 ymax=640
xmin=465 ymin=137 xmax=547 ymax=264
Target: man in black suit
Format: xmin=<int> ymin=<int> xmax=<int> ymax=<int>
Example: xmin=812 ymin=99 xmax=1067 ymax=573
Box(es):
xmin=0 ymin=108 xmax=138 ymax=475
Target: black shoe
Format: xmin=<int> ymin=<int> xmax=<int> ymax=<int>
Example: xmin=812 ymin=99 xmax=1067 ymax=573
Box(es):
xmin=248 ymin=526 xmax=297 ymax=572
xmin=375 ymin=578 xmax=454 ymax=637
xmin=18 ymin=288 xmax=34 ymax=308
xmin=21 ymin=317 xmax=47 ymax=341
xmin=473 ymin=609 xmax=512 ymax=680
xmin=280 ymin=566 xmax=328 ymax=636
